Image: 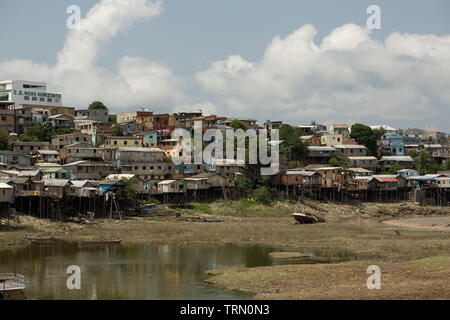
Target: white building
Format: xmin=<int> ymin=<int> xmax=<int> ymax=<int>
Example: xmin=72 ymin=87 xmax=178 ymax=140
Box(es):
xmin=0 ymin=80 xmax=62 ymax=107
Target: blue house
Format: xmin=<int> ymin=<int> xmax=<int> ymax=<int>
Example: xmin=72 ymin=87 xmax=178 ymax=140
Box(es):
xmin=136 ymin=132 xmax=158 ymax=147
xmin=383 ymin=135 xmax=405 ymax=156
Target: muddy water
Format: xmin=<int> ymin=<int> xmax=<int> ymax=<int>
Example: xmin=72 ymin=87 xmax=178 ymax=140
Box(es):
xmin=0 ymin=242 xmax=273 ymax=300
xmin=0 ymin=242 xmax=361 ymax=300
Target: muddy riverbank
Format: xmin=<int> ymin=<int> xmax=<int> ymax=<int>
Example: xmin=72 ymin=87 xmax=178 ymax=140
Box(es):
xmin=1 ymin=200 xmax=449 ymax=299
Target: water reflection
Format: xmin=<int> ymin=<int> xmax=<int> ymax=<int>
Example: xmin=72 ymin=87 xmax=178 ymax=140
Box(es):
xmin=0 ymin=242 xmax=272 ymax=300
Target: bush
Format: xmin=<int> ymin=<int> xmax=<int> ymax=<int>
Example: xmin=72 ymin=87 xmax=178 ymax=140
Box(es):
xmin=194 ymin=203 xmax=213 ymax=215
xmin=252 ymin=186 xmax=273 ymax=205
xmin=147 ymin=198 xmax=160 ymax=205
xmin=288 ymin=161 xmax=298 ymax=169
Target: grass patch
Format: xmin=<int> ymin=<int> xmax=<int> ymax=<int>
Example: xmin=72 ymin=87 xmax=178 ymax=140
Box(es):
xmin=193 ymin=204 xmax=213 ymax=215
xmin=408 ymin=256 xmax=450 ymax=268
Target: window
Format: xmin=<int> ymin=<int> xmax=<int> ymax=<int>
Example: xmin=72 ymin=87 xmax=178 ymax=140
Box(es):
xmin=30 ymin=146 xmax=34 ymax=151
xmin=124 ymin=141 xmax=127 ymax=145
xmin=143 ymin=166 xmax=146 ymax=170
xmin=135 ymin=141 xmax=139 ymax=145
xmin=20 ymin=146 xmax=24 ymax=150
xmin=24 ymin=96 xmax=30 ymax=100
xmin=1 ymin=116 xmax=6 ymax=121
xmin=40 ymin=98 xmax=45 ymax=102
xmin=134 ymin=166 xmax=138 ymax=170
xmin=114 ymin=141 xmax=117 ymax=145
xmin=47 ymin=98 xmax=52 ymax=102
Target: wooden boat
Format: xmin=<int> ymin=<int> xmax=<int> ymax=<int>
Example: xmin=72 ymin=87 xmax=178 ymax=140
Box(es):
xmin=26 ymin=236 xmax=54 ymax=244
xmin=293 ymin=212 xmax=326 ymax=224
xmin=79 ymin=239 xmax=122 ymax=245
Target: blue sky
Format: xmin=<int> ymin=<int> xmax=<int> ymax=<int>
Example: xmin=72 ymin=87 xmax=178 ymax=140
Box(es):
xmin=1 ymin=0 xmax=449 ymax=131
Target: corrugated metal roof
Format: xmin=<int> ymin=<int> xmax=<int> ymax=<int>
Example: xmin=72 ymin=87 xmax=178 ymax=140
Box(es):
xmin=158 ymin=180 xmax=177 ymax=185
xmin=43 ymin=179 xmax=71 ymax=187
xmin=117 ymin=147 xmax=165 ymax=152
xmin=375 ymin=178 xmax=398 ymax=182
xmin=0 ymin=182 xmax=12 ymax=189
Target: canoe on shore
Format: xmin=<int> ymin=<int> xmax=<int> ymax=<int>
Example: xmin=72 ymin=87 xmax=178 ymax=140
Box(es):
xmin=293 ymin=212 xmax=326 ymax=224
xmin=26 ymin=236 xmax=54 ymax=244
xmin=79 ymin=240 xmax=122 ymax=245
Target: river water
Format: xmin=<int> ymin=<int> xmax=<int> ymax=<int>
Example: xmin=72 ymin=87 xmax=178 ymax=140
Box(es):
xmin=0 ymin=242 xmax=273 ymax=300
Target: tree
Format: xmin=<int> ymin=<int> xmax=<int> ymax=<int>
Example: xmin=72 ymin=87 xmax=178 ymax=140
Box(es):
xmin=350 ymin=123 xmax=377 ymax=155
xmin=55 ymin=128 xmax=72 ymax=135
xmin=112 ymin=124 xmax=124 ymax=136
xmin=0 ymin=129 xmax=10 ymax=150
xmin=416 ymin=151 xmax=434 ymax=175
xmin=407 ymin=150 xmax=419 ymax=159
xmin=235 ymin=177 xmax=254 ymax=197
xmin=288 ymin=161 xmax=298 ymax=169
xmin=329 ymin=155 xmax=347 ymax=168
xmin=372 ymin=127 xmax=385 ymax=140
xmin=109 ymin=115 xmax=117 ymax=124
xmin=385 ymin=163 xmax=404 ymax=175
xmin=279 ymin=124 xmax=308 ymax=163
xmin=20 ymin=123 xmax=53 ymax=142
xmin=89 ymin=101 xmax=108 ymax=110
xmin=229 ymin=119 xmax=246 ymax=130
xmin=252 ymin=186 xmax=272 ymax=205
xmin=121 ymin=177 xmax=139 ymax=203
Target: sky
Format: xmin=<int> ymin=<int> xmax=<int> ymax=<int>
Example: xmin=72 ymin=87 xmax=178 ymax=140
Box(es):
xmin=1 ymin=0 xmax=449 ymax=132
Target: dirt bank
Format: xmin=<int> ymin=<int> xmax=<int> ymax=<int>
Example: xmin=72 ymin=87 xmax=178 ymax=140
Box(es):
xmin=205 ymin=256 xmax=450 ymax=299
xmin=384 ymin=217 xmax=450 ymax=232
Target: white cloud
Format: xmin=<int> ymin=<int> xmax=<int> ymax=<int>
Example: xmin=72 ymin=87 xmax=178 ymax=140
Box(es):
xmin=196 ymin=24 xmax=450 ymax=131
xmin=0 ymin=0 xmax=185 ymax=112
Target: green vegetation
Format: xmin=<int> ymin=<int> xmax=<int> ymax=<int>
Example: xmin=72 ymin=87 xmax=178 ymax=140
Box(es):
xmin=279 ymin=124 xmax=308 ymax=163
xmin=385 ymin=163 xmax=404 ymax=175
xmin=121 ymin=177 xmax=139 ymax=202
xmin=109 ymin=115 xmax=117 ymax=124
xmin=415 ymin=151 xmax=437 ymax=175
xmin=112 ymin=124 xmax=124 ymax=136
xmin=146 ymin=198 xmax=161 ymax=205
xmin=229 ymin=119 xmax=246 ymax=130
xmin=88 ymin=101 xmax=108 ymax=110
xmin=193 ymin=203 xmax=213 ymax=215
xmin=350 ymin=123 xmax=377 ymax=155
xmin=252 ymin=186 xmax=273 ymax=205
xmin=235 ymin=177 xmax=254 ymax=197
xmin=287 ymin=161 xmax=298 ymax=169
xmin=20 ymin=123 xmax=53 ymax=142
xmin=0 ymin=128 xmax=11 ymax=150
xmin=55 ymin=128 xmax=72 ymax=135
xmin=372 ymin=127 xmax=385 ymax=140
xmin=329 ymin=155 xmax=348 ymax=168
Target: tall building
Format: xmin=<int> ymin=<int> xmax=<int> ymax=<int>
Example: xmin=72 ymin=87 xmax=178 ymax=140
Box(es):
xmin=0 ymin=80 xmax=62 ymax=107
